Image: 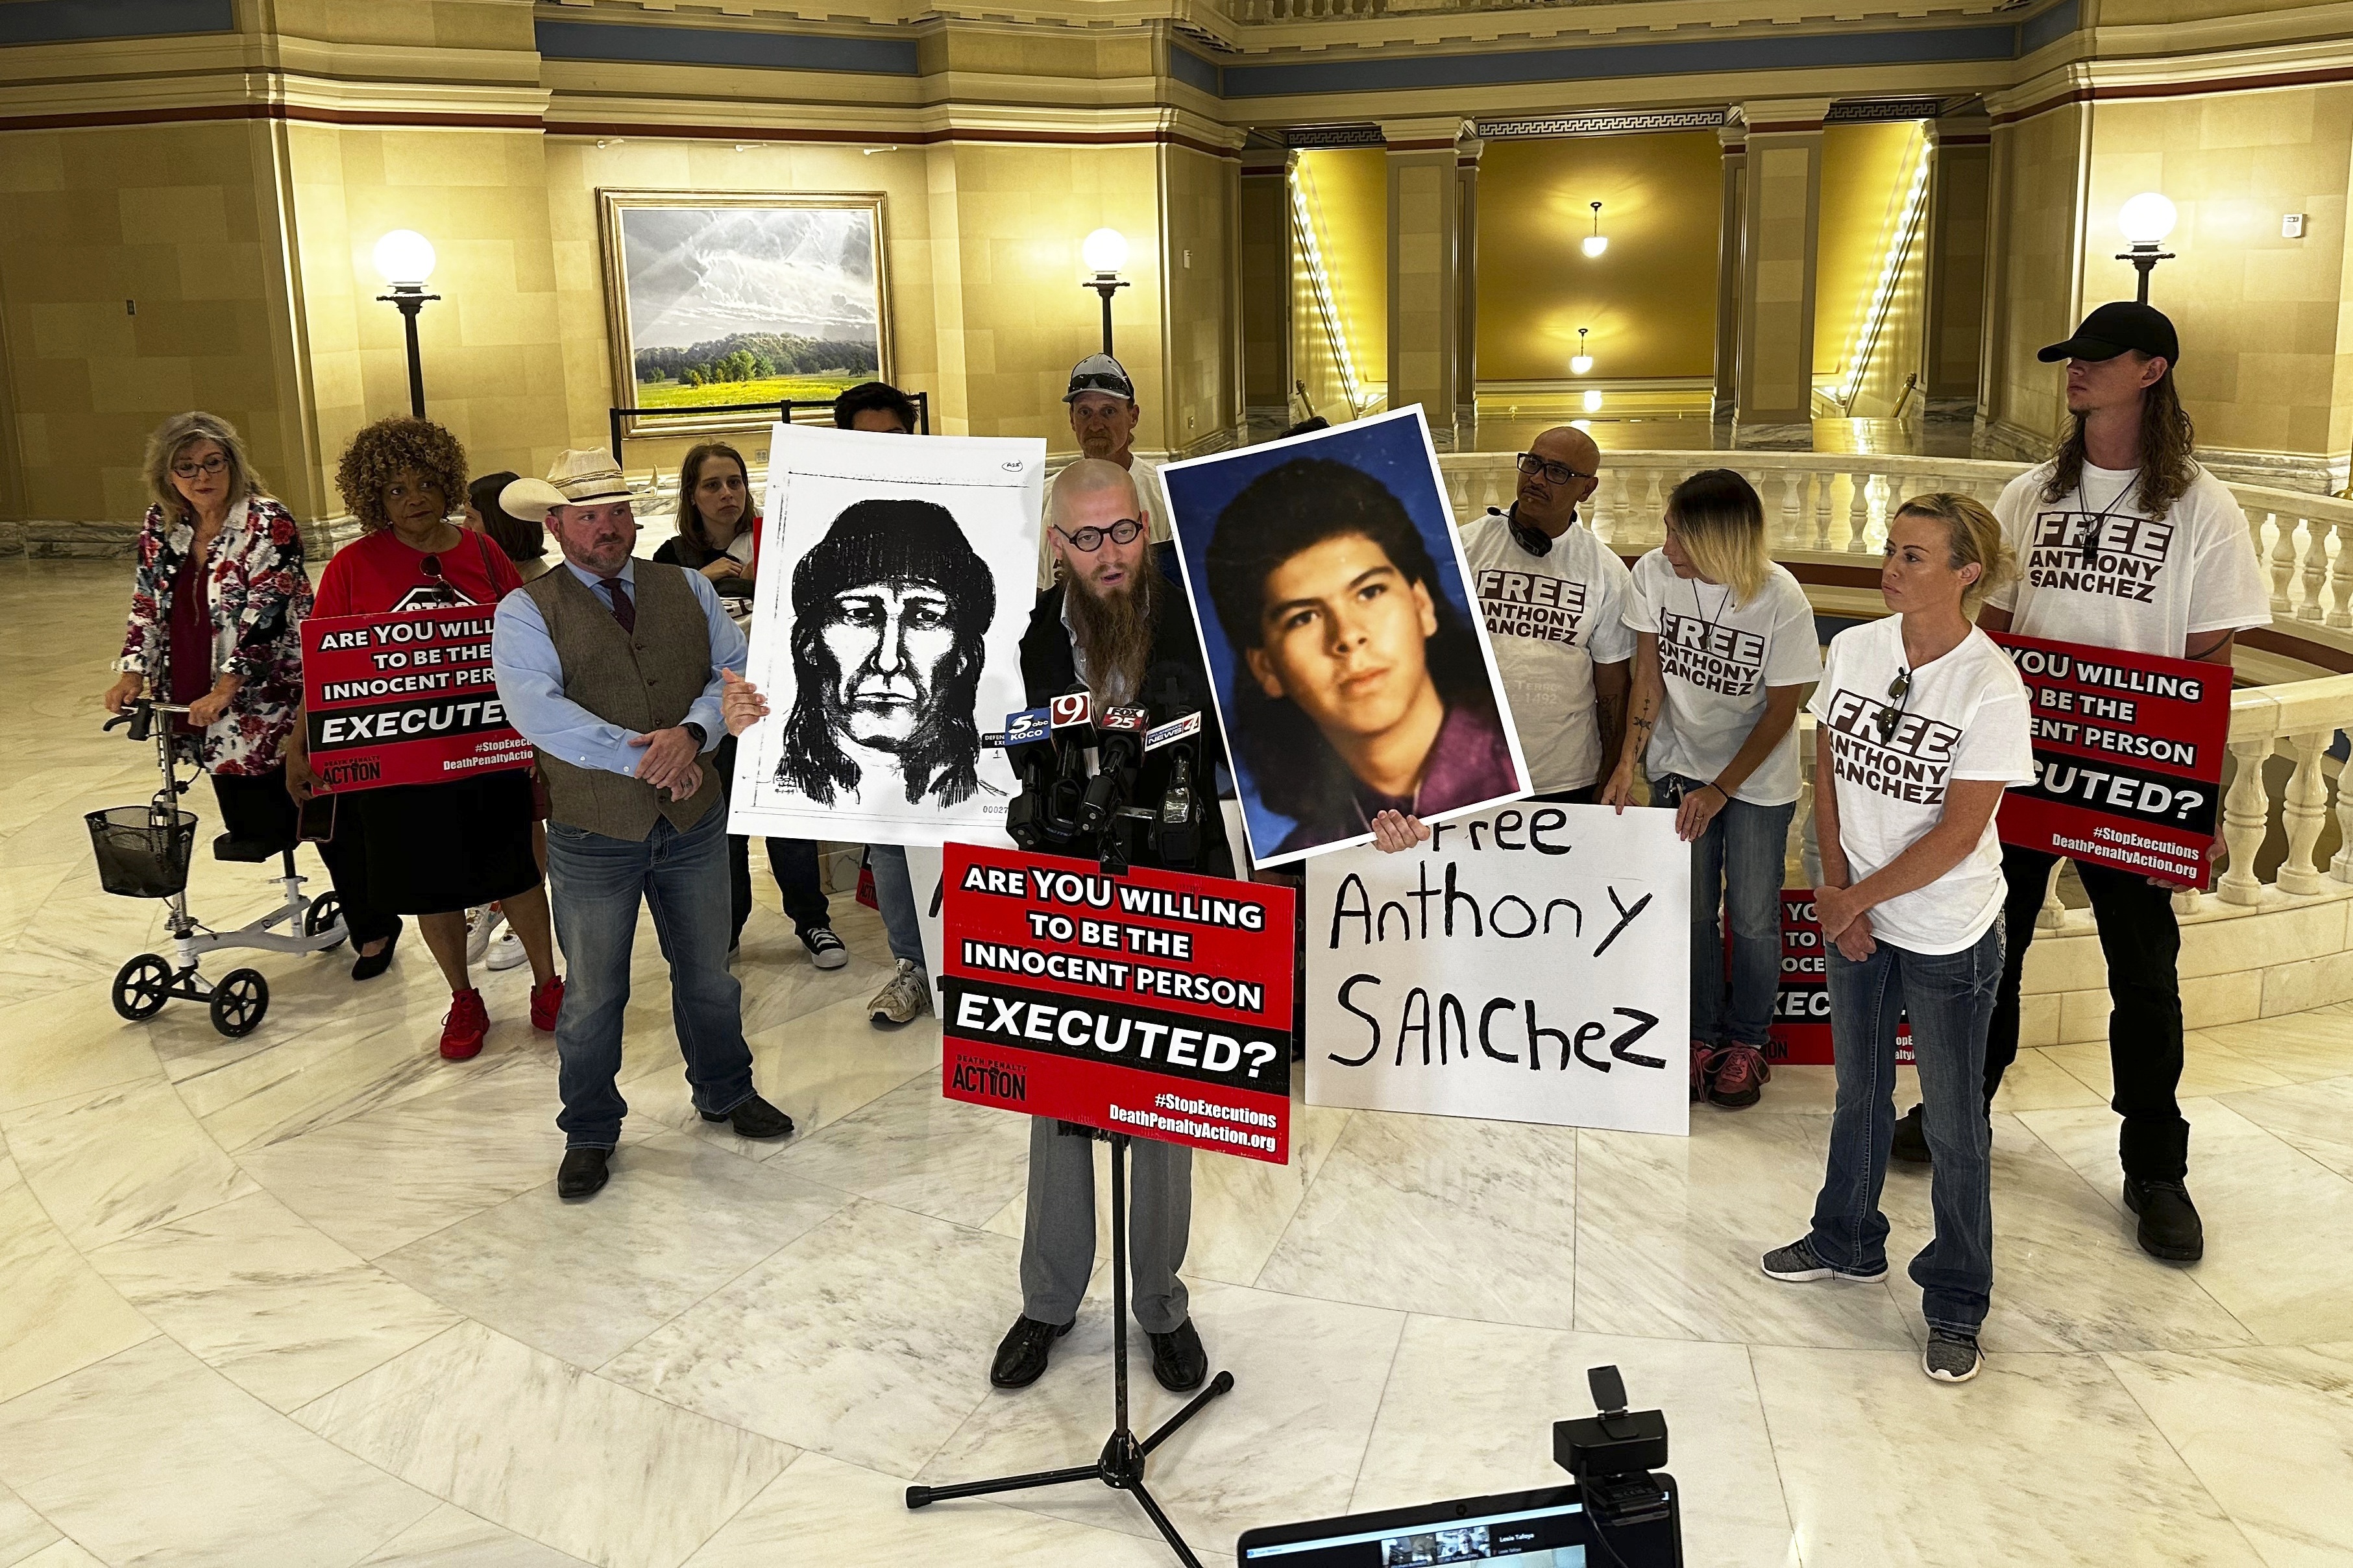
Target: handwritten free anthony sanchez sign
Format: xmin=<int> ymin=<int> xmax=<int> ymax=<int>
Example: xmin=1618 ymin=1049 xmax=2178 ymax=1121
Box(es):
xmin=1306 ymin=802 xmax=1690 ymax=1137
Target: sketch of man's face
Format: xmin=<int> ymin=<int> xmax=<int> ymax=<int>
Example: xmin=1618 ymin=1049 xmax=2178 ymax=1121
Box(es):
xmin=818 ymin=579 xmax=957 ymax=749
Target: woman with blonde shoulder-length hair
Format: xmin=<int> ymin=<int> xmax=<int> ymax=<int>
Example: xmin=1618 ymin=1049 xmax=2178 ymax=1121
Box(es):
xmin=99 ymin=411 xmax=392 ymax=978
xmin=1604 ymin=468 xmax=1823 ymax=1111
xmin=287 ymin=416 xmax=564 ymax=1061
xmin=1761 ymin=490 xmax=2032 ymax=1387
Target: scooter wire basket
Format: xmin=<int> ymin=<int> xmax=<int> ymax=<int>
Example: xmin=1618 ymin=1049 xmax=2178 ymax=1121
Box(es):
xmin=86 ymin=805 xmax=199 ymax=899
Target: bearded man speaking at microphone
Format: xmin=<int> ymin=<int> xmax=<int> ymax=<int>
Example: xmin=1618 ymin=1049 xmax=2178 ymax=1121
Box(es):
xmin=721 ymin=457 xmax=1232 ymax=1394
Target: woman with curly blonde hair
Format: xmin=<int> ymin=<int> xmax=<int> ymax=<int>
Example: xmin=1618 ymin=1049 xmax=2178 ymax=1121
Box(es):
xmin=290 ymin=416 xmax=563 ymax=1060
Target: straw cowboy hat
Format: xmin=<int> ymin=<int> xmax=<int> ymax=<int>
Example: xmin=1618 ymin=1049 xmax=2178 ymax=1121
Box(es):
xmin=501 ymin=449 xmax=633 ymax=520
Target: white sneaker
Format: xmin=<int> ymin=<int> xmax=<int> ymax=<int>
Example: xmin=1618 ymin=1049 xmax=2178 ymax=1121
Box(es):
xmin=464 ymin=906 xmax=501 ymax=964
xmin=868 ymin=958 xmax=931 ymax=1026
xmin=486 ymin=929 xmax=528 ymax=971
xmin=801 ymin=926 xmax=849 ymax=971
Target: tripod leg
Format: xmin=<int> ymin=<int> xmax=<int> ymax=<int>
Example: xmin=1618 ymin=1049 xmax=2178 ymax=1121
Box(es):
xmin=1125 ymin=1475 xmax=1204 ymax=1568
xmin=1138 ymin=1369 xmax=1234 ymax=1458
xmin=905 ymin=1462 xmax=1102 ymax=1510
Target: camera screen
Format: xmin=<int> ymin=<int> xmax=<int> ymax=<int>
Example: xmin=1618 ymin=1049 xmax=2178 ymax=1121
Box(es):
xmin=1241 ymin=1499 xmax=1590 ymax=1566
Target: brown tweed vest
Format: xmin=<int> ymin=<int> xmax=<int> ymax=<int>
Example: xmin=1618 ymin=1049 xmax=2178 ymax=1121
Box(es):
xmin=521 ymin=561 xmax=721 ymax=841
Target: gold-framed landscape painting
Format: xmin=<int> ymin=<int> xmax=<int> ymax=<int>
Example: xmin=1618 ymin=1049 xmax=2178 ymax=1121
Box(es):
xmin=600 ymin=191 xmax=891 ymax=439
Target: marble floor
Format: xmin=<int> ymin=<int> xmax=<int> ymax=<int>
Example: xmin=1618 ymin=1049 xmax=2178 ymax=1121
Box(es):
xmin=5 ymin=558 xmax=2352 ymax=1568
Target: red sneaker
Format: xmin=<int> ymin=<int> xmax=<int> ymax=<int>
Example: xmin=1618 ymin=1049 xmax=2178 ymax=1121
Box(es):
xmin=530 ymin=974 xmax=565 ymax=1033
xmin=1707 ymin=1043 xmax=1771 ymax=1109
xmin=440 ymin=987 xmax=489 ymax=1060
xmin=1690 ymin=1041 xmax=1713 ymax=1102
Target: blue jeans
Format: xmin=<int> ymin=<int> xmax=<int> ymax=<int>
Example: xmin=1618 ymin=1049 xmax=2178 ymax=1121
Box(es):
xmin=544 ymin=804 xmax=756 ymax=1149
xmin=868 ymin=843 xmax=927 ymax=974
xmin=1660 ymin=773 xmax=1794 ymax=1050
xmin=1807 ymin=921 xmax=2002 ymax=1336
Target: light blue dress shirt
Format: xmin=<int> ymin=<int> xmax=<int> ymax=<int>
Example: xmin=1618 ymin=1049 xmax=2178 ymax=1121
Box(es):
xmin=492 ymin=557 xmax=746 ymax=777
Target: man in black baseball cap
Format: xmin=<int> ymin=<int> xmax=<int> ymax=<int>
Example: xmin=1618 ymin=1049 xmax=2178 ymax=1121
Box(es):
xmin=2036 ymin=300 xmax=2180 ymax=367
xmin=1892 ymin=298 xmax=2268 ymax=1270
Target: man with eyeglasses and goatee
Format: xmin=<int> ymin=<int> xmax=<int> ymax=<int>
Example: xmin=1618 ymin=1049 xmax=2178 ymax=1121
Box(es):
xmin=1899 ymin=303 xmax=2268 ymax=1268
xmin=1459 ymin=424 xmax=1632 ymax=804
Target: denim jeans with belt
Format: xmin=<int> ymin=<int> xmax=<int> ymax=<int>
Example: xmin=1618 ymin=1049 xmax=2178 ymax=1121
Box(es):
xmin=1658 ymin=773 xmax=1796 ymax=1050
xmin=1807 ymin=921 xmax=2003 ymax=1336
xmin=544 ymin=803 xmax=756 ymax=1149
xmin=866 ymin=843 xmax=928 ymax=974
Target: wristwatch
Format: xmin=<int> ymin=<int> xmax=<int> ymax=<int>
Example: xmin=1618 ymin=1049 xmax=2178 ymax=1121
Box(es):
xmin=683 ymin=721 xmax=709 ymax=749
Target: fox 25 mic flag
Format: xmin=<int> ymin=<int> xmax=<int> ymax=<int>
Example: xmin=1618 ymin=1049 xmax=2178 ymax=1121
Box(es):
xmin=731 ymin=423 xmax=1045 ymax=847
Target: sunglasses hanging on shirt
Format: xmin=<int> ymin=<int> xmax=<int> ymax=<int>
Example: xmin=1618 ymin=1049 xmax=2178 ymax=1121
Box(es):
xmin=1873 ymin=668 xmax=1912 ymax=744
xmin=418 ymin=554 xmax=459 ymax=607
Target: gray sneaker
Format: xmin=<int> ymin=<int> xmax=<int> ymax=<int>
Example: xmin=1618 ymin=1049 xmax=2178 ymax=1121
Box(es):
xmin=868 ymin=958 xmax=931 ymax=1026
xmin=1923 ymin=1330 xmax=1982 ymax=1383
xmin=1760 ymin=1237 xmax=1889 ymax=1283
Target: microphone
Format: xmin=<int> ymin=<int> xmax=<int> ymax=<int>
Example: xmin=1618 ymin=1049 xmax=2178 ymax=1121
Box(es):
xmin=1045 ymin=683 xmax=1095 ymax=845
xmin=1003 ymin=738 xmax=1056 ymax=850
xmin=1079 ymin=703 xmax=1149 ymax=836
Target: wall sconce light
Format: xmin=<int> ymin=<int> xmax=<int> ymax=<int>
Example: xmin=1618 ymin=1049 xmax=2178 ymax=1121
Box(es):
xmin=1080 ymin=228 xmax=1130 ymax=356
xmin=1570 ymin=327 xmax=1594 ymax=376
xmin=2115 ymin=192 xmax=2178 ymax=304
xmin=371 ymin=230 xmax=439 ymax=419
xmin=1581 ymin=202 xmax=1608 ymax=258
xmin=1583 ymin=389 xmax=1604 ymax=413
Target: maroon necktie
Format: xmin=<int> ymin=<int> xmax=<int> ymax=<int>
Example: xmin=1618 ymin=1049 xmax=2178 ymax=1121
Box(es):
xmin=600 ymin=577 xmax=635 ymax=633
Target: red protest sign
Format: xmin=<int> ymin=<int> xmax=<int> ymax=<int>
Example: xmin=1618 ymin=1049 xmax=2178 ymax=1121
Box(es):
xmin=1986 ymin=632 xmax=2229 ymax=887
xmin=940 ymin=843 xmax=1295 ymax=1163
xmin=1753 ymin=891 xmax=1910 ymax=1067
xmin=300 ymin=607 xmax=532 ymax=793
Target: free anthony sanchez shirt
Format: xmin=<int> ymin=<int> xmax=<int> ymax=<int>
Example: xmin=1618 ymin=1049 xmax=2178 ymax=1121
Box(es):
xmin=1460 ymin=507 xmax=1633 ymax=793
xmin=1984 ymin=459 xmax=2269 ymax=655
xmin=1807 ymin=615 xmax=2034 ymax=954
xmin=1622 ymin=550 xmax=1821 ymax=806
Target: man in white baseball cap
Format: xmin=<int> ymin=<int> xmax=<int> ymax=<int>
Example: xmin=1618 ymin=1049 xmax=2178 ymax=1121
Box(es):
xmin=1041 ymin=354 xmax=1171 ymax=586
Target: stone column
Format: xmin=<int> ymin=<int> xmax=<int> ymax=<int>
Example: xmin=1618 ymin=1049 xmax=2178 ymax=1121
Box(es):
xmin=1381 ymin=115 xmax=1468 ymax=447
xmin=1733 ymin=98 xmax=1831 ymax=448
xmin=1239 ymin=143 xmax=1297 ymax=430
xmin=1921 ymin=110 xmax=1993 ymax=422
xmin=1713 ymin=119 xmax=1747 ymax=423
xmin=1456 ymin=134 xmax=1484 ymax=428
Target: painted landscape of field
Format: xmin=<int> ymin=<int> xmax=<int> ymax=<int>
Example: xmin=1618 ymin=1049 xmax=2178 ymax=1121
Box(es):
xmin=631 ymin=329 xmax=879 ymax=410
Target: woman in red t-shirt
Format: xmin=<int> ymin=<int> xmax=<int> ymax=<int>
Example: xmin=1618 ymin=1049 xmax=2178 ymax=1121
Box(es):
xmin=289 ymin=417 xmax=561 ymax=1061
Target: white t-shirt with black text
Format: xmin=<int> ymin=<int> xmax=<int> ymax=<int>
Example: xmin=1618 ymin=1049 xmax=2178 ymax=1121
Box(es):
xmin=1461 ymin=509 xmax=1635 ymax=793
xmin=1808 ymin=616 xmax=2035 ymax=954
xmin=1622 ymin=551 xmax=1822 ymax=806
xmin=1985 ymin=460 xmax=2269 ymax=656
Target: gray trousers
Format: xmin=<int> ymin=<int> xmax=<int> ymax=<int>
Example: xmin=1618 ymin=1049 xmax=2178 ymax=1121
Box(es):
xmin=1019 ymin=1118 xmax=1192 ymax=1334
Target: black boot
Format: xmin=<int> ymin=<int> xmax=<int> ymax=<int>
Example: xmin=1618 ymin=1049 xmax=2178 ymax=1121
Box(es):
xmin=2124 ymin=1177 xmax=2204 ymax=1262
xmin=557 ymin=1147 xmax=611 ymax=1200
xmin=1892 ymin=1103 xmax=1931 ymax=1165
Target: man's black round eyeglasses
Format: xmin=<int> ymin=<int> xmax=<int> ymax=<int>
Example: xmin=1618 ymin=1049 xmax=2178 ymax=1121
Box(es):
xmin=1055 ymin=518 xmax=1143 ymax=552
xmin=1516 ymin=453 xmax=1596 ymax=486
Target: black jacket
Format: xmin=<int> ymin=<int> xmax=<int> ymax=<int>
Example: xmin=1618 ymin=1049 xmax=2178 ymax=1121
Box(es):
xmin=1018 ymin=544 xmax=1234 ymax=876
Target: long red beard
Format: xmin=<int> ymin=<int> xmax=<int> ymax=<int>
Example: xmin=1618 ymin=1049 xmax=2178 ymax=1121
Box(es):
xmin=1065 ymin=564 xmax=1159 ymax=708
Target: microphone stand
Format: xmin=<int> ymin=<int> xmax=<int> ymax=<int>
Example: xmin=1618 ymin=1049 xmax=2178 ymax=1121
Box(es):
xmin=906 ymin=790 xmax=1235 ymax=1566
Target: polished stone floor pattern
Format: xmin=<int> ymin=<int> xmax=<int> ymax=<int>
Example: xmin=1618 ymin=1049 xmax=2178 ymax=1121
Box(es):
xmin=4 ymin=561 xmax=2351 ymax=1567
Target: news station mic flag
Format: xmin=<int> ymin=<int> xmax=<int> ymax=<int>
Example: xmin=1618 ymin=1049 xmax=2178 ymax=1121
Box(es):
xmin=730 ymin=423 xmax=1045 ymax=847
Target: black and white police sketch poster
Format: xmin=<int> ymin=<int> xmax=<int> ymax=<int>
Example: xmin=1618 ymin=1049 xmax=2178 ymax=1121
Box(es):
xmin=731 ymin=422 xmax=1044 ymax=846
xmin=1306 ymin=801 xmax=1690 ymax=1136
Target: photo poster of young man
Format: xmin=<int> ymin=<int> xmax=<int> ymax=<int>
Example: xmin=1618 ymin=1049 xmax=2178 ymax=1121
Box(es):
xmin=1161 ymin=405 xmax=1530 ymax=869
xmin=731 ymin=421 xmax=1045 ymax=846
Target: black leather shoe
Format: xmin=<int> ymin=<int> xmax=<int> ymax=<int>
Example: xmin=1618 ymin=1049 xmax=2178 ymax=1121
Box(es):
xmin=1147 ymin=1318 xmax=1207 ymax=1393
xmin=990 ymin=1315 xmax=1073 ymax=1388
xmin=703 ymin=1093 xmax=794 ymax=1139
xmin=2125 ymin=1176 xmax=2204 ymax=1261
xmin=1892 ymin=1103 xmax=1931 ymax=1165
xmin=350 ymin=918 xmax=402 ymax=982
xmin=557 ymin=1147 xmax=611 ymax=1200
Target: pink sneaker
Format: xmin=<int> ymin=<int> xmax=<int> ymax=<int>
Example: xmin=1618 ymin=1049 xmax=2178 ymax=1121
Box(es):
xmin=530 ymin=974 xmax=565 ymax=1033
xmin=1690 ymin=1041 xmax=1713 ymax=1102
xmin=1707 ymin=1044 xmax=1771 ymax=1109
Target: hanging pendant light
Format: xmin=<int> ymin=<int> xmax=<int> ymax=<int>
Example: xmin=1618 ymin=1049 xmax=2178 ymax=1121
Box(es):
xmin=1581 ymin=201 xmax=1609 ymax=258
xmin=1570 ymin=326 xmax=1594 ymax=376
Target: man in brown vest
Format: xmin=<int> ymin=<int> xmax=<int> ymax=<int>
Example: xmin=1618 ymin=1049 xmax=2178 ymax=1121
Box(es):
xmin=494 ymin=450 xmax=795 ymax=1200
